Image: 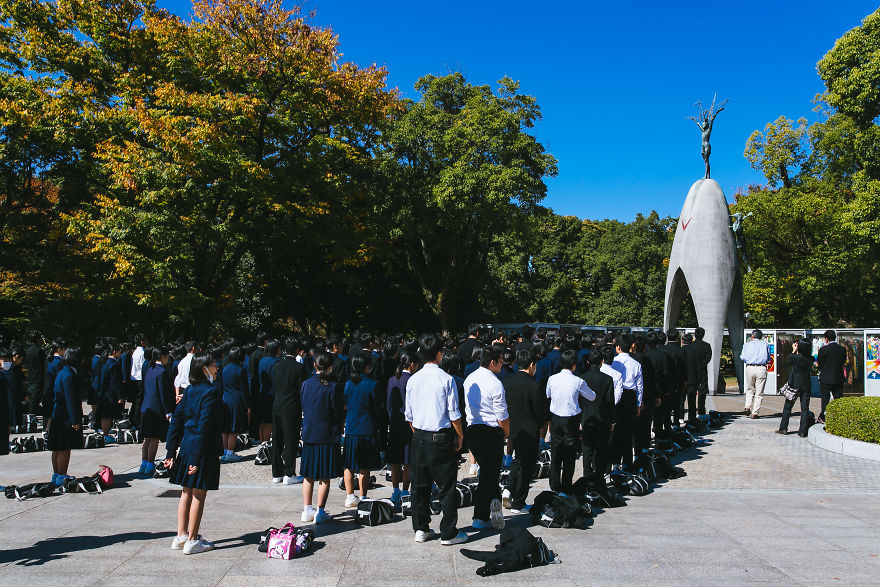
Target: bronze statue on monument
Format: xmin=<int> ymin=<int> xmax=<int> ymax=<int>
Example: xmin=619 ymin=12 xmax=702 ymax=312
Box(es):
xmin=687 ymin=95 xmax=729 ymax=179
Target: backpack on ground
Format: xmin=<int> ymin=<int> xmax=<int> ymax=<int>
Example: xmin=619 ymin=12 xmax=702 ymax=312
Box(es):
xmin=153 ymin=460 xmax=171 ymax=478
xmin=84 ymin=433 xmax=105 ymax=449
xmin=461 ymin=526 xmax=557 ymax=577
xmin=337 ymin=475 xmax=377 ymax=491
xmin=355 ymin=498 xmax=395 ymax=526
xmin=61 ymin=475 xmax=103 ymax=494
xmin=453 ymin=482 xmax=474 ymax=508
xmin=530 ymin=490 xmax=591 ymax=529
xmin=6 ymin=482 xmax=56 ymax=500
xmin=400 ymin=493 xmax=412 ymax=517
xmin=255 ymin=441 xmax=272 ymax=465
xmin=533 ymin=459 xmax=550 ymax=479
xmin=235 ymin=433 xmax=250 ymax=451
xmin=95 ymin=465 xmax=114 ymax=489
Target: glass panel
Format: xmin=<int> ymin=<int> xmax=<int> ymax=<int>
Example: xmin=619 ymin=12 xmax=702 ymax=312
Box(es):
xmin=838 ymin=331 xmax=864 ymax=397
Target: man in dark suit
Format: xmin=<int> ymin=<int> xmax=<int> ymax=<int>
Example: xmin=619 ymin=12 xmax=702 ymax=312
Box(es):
xmin=684 ymin=327 xmax=712 ymax=422
xmin=659 ymin=329 xmax=686 ymax=427
xmin=271 ymin=337 xmax=307 ymax=484
xmin=501 ymin=349 xmax=545 ymax=512
xmin=458 ymin=325 xmax=481 ymax=368
xmin=24 ymin=332 xmax=44 ymax=416
xmin=817 ymin=329 xmax=847 ymax=423
xmin=631 ymin=334 xmax=657 ymax=453
xmin=579 ymin=349 xmax=615 ymax=485
xmin=647 ymin=332 xmax=673 ymax=437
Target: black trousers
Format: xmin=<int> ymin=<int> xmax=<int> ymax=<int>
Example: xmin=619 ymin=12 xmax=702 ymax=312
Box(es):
xmin=675 ymin=385 xmax=685 ymax=425
xmin=611 ymin=389 xmax=637 ymax=466
xmin=130 ymin=380 xmax=145 ymax=427
xmin=549 ymin=414 xmax=580 ymax=493
xmin=634 ymin=400 xmax=654 ymax=453
xmin=271 ymin=415 xmax=301 ymax=478
xmin=779 ymin=390 xmax=811 ymax=436
xmin=508 ymin=430 xmax=538 ymax=509
xmin=697 ymin=382 xmax=707 ymax=415
xmin=686 ymin=383 xmax=702 ymax=421
xmin=819 ymin=383 xmax=842 ymax=419
xmin=26 ymin=384 xmax=41 ymax=415
xmin=581 ymin=424 xmax=610 ymax=484
xmin=465 ymin=424 xmax=504 ymax=521
xmin=410 ymin=428 xmax=459 ymax=540
xmin=654 ymin=394 xmax=671 ymax=436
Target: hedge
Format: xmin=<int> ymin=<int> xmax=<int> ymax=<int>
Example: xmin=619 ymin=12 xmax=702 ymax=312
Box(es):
xmin=825 ymin=396 xmax=880 ymax=445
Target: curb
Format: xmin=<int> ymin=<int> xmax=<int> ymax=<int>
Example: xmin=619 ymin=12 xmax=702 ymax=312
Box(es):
xmin=808 ymin=425 xmax=880 ymax=462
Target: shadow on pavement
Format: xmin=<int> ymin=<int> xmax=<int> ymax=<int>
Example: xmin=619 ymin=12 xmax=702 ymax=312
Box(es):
xmin=0 ymin=531 xmax=175 ymax=566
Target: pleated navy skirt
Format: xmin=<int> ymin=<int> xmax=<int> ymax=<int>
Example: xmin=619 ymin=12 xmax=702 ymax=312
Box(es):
xmin=46 ymin=421 xmax=83 ymax=451
xmin=300 ymin=441 xmax=342 ymax=480
xmin=139 ymin=408 xmax=168 ymax=440
xmin=343 ymin=434 xmax=380 ymax=471
xmin=222 ymin=390 xmax=249 ymax=433
xmin=169 ymin=452 xmax=221 ymax=490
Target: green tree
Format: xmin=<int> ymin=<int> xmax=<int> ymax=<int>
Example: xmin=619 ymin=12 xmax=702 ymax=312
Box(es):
xmin=744 ymin=116 xmax=809 ymax=188
xmin=379 ymin=73 xmax=557 ymax=331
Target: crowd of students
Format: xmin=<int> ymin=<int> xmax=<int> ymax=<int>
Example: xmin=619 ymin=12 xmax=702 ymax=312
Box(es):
xmin=0 ymin=324 xmax=715 ymax=554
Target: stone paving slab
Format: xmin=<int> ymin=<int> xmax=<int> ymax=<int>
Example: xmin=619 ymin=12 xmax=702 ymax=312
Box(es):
xmin=3 ymin=396 xmax=880 ymax=585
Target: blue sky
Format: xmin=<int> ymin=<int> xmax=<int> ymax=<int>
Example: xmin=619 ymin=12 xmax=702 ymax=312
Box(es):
xmin=159 ymin=1 xmax=878 ymax=221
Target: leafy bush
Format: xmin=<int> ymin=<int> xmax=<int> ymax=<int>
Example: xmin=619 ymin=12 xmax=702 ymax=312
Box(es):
xmin=825 ymin=397 xmax=880 ymax=444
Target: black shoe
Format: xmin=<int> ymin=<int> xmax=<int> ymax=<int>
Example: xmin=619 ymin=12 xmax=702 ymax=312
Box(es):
xmin=775 ymin=430 xmax=787 ymax=435
xmin=797 ymin=432 xmax=808 ymax=438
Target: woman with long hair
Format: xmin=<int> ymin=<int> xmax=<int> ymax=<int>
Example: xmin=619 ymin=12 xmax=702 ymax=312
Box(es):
xmin=777 ymin=338 xmax=815 ymax=438
xmin=165 ymin=352 xmax=222 ymax=555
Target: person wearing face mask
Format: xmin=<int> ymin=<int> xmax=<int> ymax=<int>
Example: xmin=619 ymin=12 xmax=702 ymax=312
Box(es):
xmin=48 ymin=347 xmax=84 ymax=485
xmin=165 ymin=352 xmax=223 ymax=555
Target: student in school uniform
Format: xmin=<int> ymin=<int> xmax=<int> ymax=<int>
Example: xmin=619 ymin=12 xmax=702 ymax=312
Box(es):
xmin=0 ymin=347 xmax=13 ymax=456
xmin=165 ymin=352 xmax=223 ymax=555
xmin=462 ymin=345 xmax=510 ymax=530
xmin=386 ymin=351 xmax=418 ymax=506
xmin=255 ymin=339 xmax=280 ymax=442
xmin=342 ymin=353 xmax=380 ymax=507
xmin=271 ymin=338 xmax=305 ymax=483
xmin=98 ymin=342 xmax=124 ymax=442
xmin=140 ymin=347 xmax=173 ymax=475
xmin=43 ymin=340 xmax=67 ymax=425
xmin=219 ymin=346 xmax=250 ymax=463
xmin=300 ymin=351 xmax=344 ymax=524
xmin=48 ymin=347 xmax=83 ymax=486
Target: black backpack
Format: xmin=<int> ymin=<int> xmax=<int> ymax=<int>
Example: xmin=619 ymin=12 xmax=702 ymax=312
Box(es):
xmin=355 ymin=498 xmax=395 ymax=526
xmin=255 ymin=441 xmax=272 ymax=465
xmin=235 ymin=433 xmax=250 ymax=451
xmin=84 ymin=433 xmax=105 ymax=449
xmin=153 ymin=460 xmax=171 ymax=478
xmin=5 ymin=482 xmax=56 ymax=500
xmin=400 ymin=493 xmax=412 ymax=517
xmin=530 ymin=491 xmax=591 ymax=529
xmin=337 ymin=475 xmax=377 ymax=491
xmin=453 ymin=482 xmax=474 ymax=508
xmin=60 ymin=475 xmax=103 ymax=494
xmin=461 ymin=527 xmax=557 ymax=576
xmin=533 ymin=459 xmax=551 ymax=479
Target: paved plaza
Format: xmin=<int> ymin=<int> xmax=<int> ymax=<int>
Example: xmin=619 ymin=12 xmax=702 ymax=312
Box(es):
xmin=3 ymin=395 xmax=880 ymax=585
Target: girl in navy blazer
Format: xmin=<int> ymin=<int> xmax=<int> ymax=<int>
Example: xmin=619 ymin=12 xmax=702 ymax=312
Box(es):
xmin=140 ymin=347 xmax=172 ymax=475
xmin=48 ymin=348 xmax=83 ymax=486
xmin=300 ymin=351 xmax=344 ymax=524
xmin=164 ymin=352 xmax=222 ymax=555
xmin=220 ymin=346 xmax=249 ymax=462
xmin=342 ymin=353 xmax=380 ymax=507
xmin=98 ymin=342 xmax=123 ymax=441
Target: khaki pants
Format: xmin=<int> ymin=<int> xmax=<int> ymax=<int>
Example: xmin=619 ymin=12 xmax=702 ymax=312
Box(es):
xmin=744 ymin=365 xmax=768 ymax=414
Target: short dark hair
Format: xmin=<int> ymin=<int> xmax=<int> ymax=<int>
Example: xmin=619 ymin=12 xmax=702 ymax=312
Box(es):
xmin=467 ymin=324 xmax=481 ymax=337
xmin=560 ymin=349 xmax=578 ymax=370
xmin=471 ymin=345 xmax=484 ymax=363
xmin=189 ymin=352 xmax=216 ymax=386
xmin=694 ymin=327 xmax=705 ymax=340
xmin=666 ymin=329 xmax=679 ymax=342
xmin=633 ymin=333 xmax=647 ymax=353
xmin=530 ymin=341 xmax=545 ymax=358
xmin=480 ymin=345 xmax=502 ymax=368
xmin=185 ymin=340 xmax=198 ymax=353
xmin=682 ymin=333 xmax=694 ymax=344
xmin=265 ymin=339 xmax=280 ymax=357
xmin=418 ymin=333 xmax=443 ymax=364
xmin=350 ymin=352 xmax=371 ymax=384
xmin=227 ymin=346 xmax=243 ymax=365
xmin=440 ymin=351 xmax=460 ymax=376
xmin=824 ymin=329 xmax=836 ymax=341
xmin=798 ymin=338 xmax=812 ymax=357
xmin=752 ymin=329 xmax=763 ymax=339
xmin=516 ymin=349 xmax=536 ymax=368
xmin=588 ymin=348 xmax=603 ymax=367
xmin=283 ymin=337 xmax=300 ymax=356
xmin=63 ymin=347 xmax=82 ymax=367
xmin=599 ymin=345 xmax=615 ymax=365
xmin=615 ymin=334 xmax=633 ymax=352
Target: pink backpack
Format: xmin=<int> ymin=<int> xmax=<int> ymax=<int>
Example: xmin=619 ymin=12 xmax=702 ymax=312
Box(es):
xmin=96 ymin=465 xmax=114 ymax=489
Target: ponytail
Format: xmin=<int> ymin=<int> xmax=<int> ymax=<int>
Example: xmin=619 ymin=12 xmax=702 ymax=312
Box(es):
xmin=349 ymin=353 xmax=370 ymax=385
xmin=314 ymin=351 xmax=333 ymax=385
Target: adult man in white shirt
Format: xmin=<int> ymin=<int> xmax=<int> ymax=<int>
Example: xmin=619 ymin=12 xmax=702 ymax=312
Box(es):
xmin=740 ymin=329 xmax=770 ymax=418
xmin=173 ymin=341 xmax=197 ymax=401
xmin=546 ymin=349 xmax=595 ymax=495
xmin=130 ymin=335 xmax=146 ymax=425
xmin=611 ymin=334 xmax=643 ymax=467
xmin=405 ymin=333 xmax=467 ymax=546
xmin=463 ymin=345 xmax=509 ymax=530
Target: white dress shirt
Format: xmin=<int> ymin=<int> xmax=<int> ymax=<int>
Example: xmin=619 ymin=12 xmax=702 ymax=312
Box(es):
xmin=405 ymin=363 xmax=462 ymax=432
xmin=600 ymin=363 xmax=625 ymax=405
xmin=463 ymin=366 xmax=509 ymax=427
xmin=546 ymin=369 xmax=596 ymax=417
xmin=174 ymin=352 xmax=194 ymax=390
xmin=612 ymin=352 xmax=644 ymax=407
xmin=740 ymin=339 xmax=769 ymax=365
xmin=130 ymin=346 xmax=145 ymax=381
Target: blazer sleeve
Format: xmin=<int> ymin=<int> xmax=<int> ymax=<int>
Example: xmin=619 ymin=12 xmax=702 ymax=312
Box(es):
xmin=63 ymin=372 xmax=81 ymax=425
xmin=165 ymin=396 xmax=186 ymax=459
xmin=240 ymin=367 xmax=251 ymax=408
xmin=158 ymin=370 xmax=172 ymax=415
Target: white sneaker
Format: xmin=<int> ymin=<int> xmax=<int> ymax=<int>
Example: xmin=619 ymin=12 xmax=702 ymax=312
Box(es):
xmin=170 ymin=534 xmax=189 ymax=550
xmin=271 ymin=477 xmax=283 ymax=484
xmin=501 ymin=489 xmax=512 ymax=509
xmin=282 ymin=475 xmax=303 ymax=485
xmin=489 ymin=498 xmax=505 ymax=530
xmin=414 ymin=529 xmax=436 ymax=543
xmin=344 ymin=494 xmax=360 ymax=508
xmin=468 ymin=463 xmax=480 ymax=476
xmin=301 ymin=508 xmax=316 ymax=523
xmin=182 ymin=535 xmax=214 ymax=555
xmin=441 ymin=531 xmax=468 ymax=546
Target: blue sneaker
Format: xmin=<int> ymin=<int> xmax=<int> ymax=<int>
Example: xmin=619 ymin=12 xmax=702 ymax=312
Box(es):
xmin=144 ymin=463 xmax=156 ymax=476
xmin=51 ymin=473 xmax=60 ymax=486
xmin=104 ymin=435 xmax=116 ymax=444
xmin=138 ymin=462 xmax=146 ymax=474
xmin=314 ymin=509 xmax=331 ymax=524
xmin=502 ymin=454 xmax=513 ymax=467
xmin=390 ymin=488 xmax=401 ymax=507
xmin=471 ymin=518 xmax=491 ymax=529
